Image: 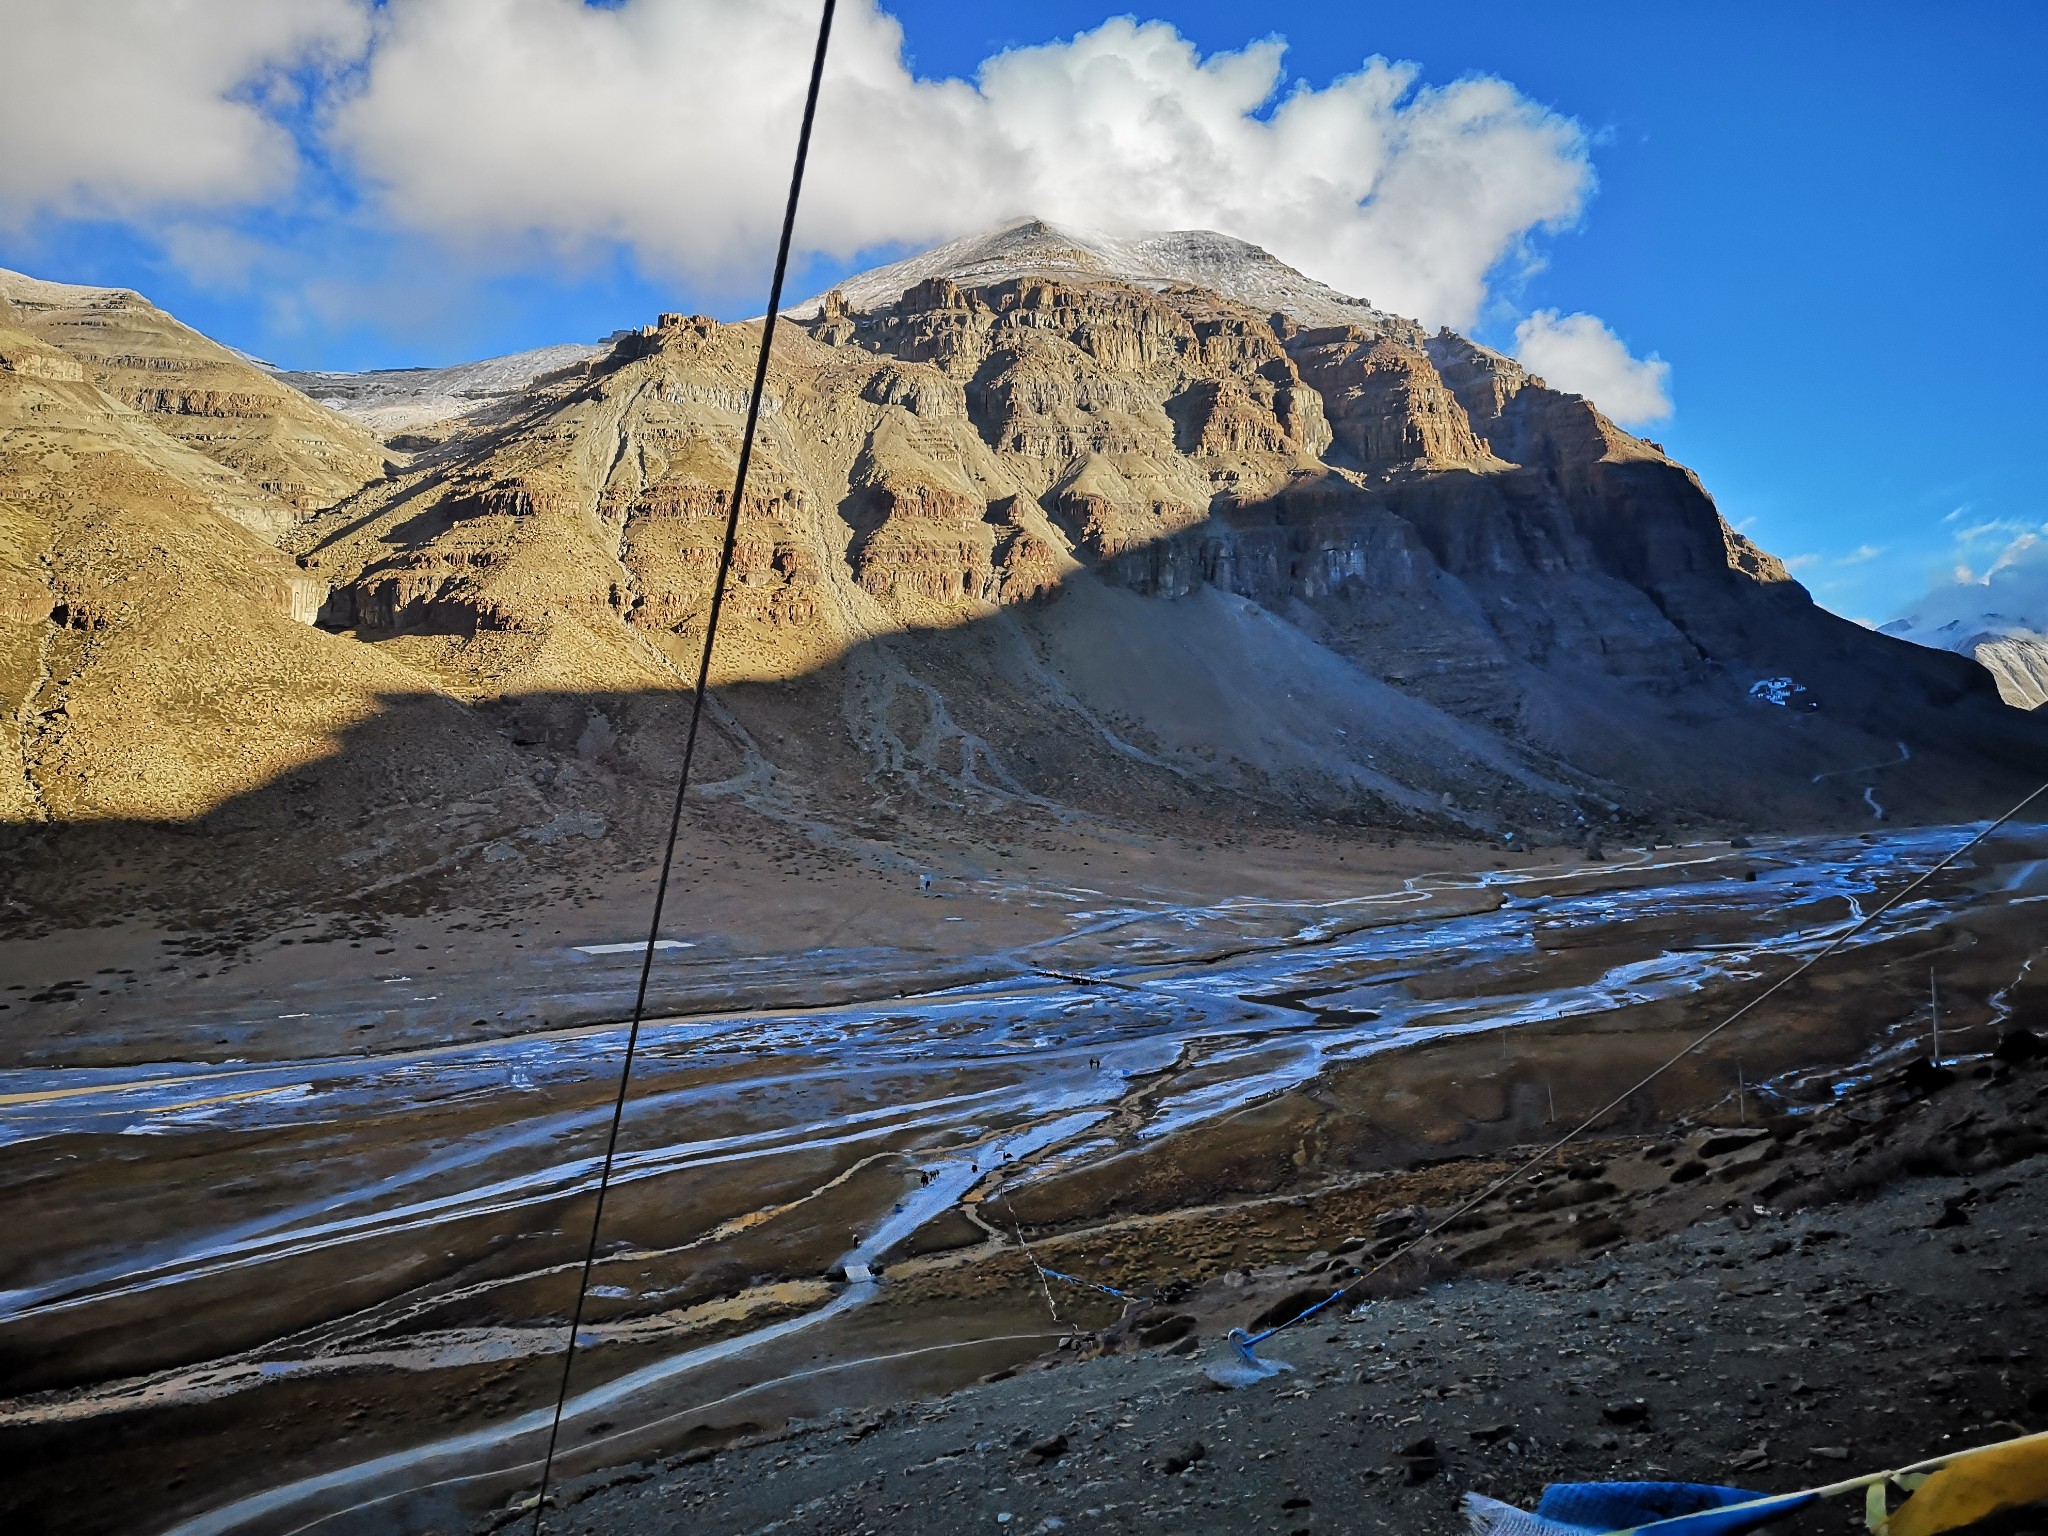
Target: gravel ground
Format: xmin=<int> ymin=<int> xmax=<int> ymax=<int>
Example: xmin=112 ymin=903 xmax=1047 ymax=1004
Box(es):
xmin=517 ymin=1045 xmax=2048 ymax=1536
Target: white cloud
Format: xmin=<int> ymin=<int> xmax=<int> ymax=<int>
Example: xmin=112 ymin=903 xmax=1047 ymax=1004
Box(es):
xmin=1511 ymin=308 xmax=1671 ymax=426
xmin=320 ymin=1 xmax=1593 ymax=327
xmin=1890 ymin=527 xmax=2048 ymax=635
xmin=1938 ymin=523 xmax=2048 ymax=590
xmin=961 ymin=24 xmax=1592 ymax=325
xmin=0 ymin=0 xmax=1610 ymax=337
xmin=1987 ymin=531 xmax=2044 ymax=580
xmin=0 ymin=0 xmax=369 ymax=223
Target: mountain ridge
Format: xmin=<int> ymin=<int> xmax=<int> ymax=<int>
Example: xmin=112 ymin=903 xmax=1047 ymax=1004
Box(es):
xmin=3 ymin=224 xmax=2044 ymax=939
xmin=0 ymin=266 xmax=387 ymax=534
xmin=268 ymin=342 xmax=606 ymax=439
xmin=231 ymin=219 xmax=1410 ymax=439
xmin=790 ymin=217 xmax=1403 ymax=333
xmin=1884 ymin=558 xmax=2048 ymax=711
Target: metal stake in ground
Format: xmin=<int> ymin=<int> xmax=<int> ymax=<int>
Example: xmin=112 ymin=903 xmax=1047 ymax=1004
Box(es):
xmin=1930 ymin=966 xmax=1942 ymax=1065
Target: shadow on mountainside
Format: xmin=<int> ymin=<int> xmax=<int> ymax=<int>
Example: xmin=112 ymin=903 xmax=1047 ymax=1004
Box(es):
xmin=8 ymin=277 xmax=2048 ymax=1037
xmin=4 ymin=535 xmax=2045 ymax=949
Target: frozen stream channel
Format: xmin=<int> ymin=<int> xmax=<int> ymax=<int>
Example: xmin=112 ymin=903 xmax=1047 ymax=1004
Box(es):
xmin=2 ymin=825 xmax=2045 ymax=1535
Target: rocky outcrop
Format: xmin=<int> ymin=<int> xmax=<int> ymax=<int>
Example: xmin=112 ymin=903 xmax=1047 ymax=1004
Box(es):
xmin=1288 ymin=328 xmax=1499 ymax=469
xmin=9 ymin=226 xmax=2044 ymax=864
xmin=0 ymin=338 xmax=85 ymax=383
xmin=0 ymin=267 xmax=387 ymax=521
xmin=621 ymin=472 xmax=823 ymax=635
xmin=847 ymin=441 xmax=996 ymax=605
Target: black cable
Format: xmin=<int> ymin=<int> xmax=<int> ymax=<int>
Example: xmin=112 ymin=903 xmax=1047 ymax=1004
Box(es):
xmin=526 ymin=4 xmax=837 ymax=1527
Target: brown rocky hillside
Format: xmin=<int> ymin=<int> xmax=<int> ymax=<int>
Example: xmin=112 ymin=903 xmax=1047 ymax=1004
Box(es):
xmin=0 ymin=292 xmax=430 ymax=832
xmin=0 ymin=269 xmax=388 ymax=534
xmin=2 ymin=224 xmax=2044 ymax=938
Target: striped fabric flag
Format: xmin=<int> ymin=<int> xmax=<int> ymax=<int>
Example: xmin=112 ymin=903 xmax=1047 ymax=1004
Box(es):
xmin=1463 ymin=1430 xmax=2048 ymax=1536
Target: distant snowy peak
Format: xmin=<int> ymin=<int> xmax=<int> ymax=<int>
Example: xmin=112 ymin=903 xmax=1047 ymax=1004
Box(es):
xmin=0 ymin=266 xmax=131 ymax=307
xmin=1883 ymin=558 xmax=2048 ymax=710
xmin=268 ymin=342 xmax=603 ymax=436
xmin=791 ymin=218 xmax=1401 ymax=332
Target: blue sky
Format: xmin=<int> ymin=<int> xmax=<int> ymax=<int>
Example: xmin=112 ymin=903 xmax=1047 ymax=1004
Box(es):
xmin=4 ymin=0 xmax=2044 ymax=622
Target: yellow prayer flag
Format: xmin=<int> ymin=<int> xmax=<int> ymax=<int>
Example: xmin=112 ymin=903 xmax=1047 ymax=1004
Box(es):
xmin=1888 ymin=1435 xmax=2048 ymax=1536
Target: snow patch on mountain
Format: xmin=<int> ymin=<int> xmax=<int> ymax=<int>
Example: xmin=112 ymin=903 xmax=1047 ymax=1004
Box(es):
xmin=1883 ymin=542 xmax=2048 ymax=710
xmin=268 ymin=342 xmax=603 ymax=436
xmin=790 ymin=218 xmax=1401 ymax=332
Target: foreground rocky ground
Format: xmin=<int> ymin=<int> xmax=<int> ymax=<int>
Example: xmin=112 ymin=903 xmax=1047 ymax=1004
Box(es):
xmin=520 ymin=1036 xmax=2048 ymax=1536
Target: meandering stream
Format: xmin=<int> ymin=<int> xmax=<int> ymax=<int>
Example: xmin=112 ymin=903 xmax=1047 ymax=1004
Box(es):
xmin=4 ymin=824 xmax=2044 ymax=1536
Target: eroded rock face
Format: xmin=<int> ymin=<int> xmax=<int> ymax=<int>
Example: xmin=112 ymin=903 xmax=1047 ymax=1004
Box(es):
xmin=0 ymin=310 xmax=450 ymax=826
xmin=1289 ymin=327 xmax=1497 ymax=470
xmin=0 ymin=268 xmax=387 ymax=523
xmin=7 ymin=228 xmax=2043 ymax=870
xmin=273 ymin=252 xmax=2045 ymax=842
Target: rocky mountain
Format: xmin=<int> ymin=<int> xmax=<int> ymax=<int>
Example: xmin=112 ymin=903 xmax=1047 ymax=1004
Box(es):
xmin=0 ymin=268 xmax=388 ymax=537
xmin=0 ymin=280 xmax=470 ymax=832
xmin=1883 ymin=557 xmax=2048 ymax=711
xmin=788 ymin=218 xmax=1398 ymax=332
xmin=3 ymin=225 xmax=2044 ymax=931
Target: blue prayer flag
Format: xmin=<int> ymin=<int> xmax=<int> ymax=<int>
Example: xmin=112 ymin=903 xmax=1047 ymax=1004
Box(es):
xmin=1466 ymin=1481 xmax=1816 ymax=1536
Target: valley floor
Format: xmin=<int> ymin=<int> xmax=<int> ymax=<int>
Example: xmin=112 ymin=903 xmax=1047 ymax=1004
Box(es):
xmin=0 ymin=823 xmax=1559 ymax=1067
xmin=4 ymin=826 xmax=2043 ymax=1536
xmin=522 ymin=1052 xmax=2048 ymax=1536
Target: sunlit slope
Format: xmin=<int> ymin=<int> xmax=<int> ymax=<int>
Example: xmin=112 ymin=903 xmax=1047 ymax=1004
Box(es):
xmin=5 ymin=225 xmax=2044 ymax=872
xmin=294 ymin=258 xmax=2043 ymax=834
xmin=0 ymin=268 xmax=387 ymax=537
xmin=0 ymin=311 xmax=455 ymax=823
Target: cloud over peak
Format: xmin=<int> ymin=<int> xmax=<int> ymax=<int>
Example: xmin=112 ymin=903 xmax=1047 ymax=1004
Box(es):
xmin=1512 ymin=309 xmax=1672 ymax=427
xmin=0 ymin=0 xmax=1663 ymax=386
xmin=325 ymin=2 xmax=1595 ymax=328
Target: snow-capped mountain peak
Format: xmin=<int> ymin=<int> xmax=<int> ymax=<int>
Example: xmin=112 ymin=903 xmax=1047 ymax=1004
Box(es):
xmin=1883 ymin=545 xmax=2048 ymax=710
xmin=789 ymin=217 xmax=1401 ymax=331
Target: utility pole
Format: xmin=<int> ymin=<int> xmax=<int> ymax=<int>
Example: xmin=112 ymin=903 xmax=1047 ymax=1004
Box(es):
xmin=1737 ymin=1063 xmax=1746 ymax=1127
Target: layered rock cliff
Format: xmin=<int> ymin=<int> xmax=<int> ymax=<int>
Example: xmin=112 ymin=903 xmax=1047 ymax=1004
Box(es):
xmin=3 ymin=224 xmax=2044 ymax=927
xmin=285 ymin=225 xmax=2041 ymax=840
xmin=0 ymin=269 xmax=388 ymax=537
